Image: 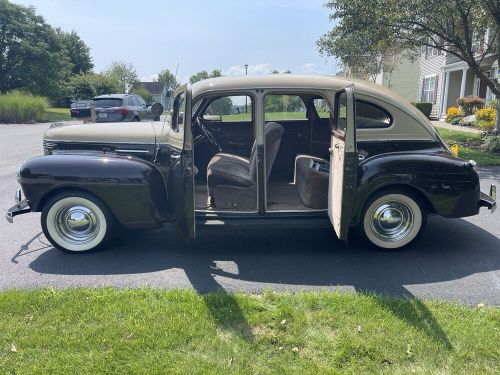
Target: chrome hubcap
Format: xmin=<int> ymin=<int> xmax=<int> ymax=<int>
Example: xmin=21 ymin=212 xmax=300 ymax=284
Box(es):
xmin=55 ymin=205 xmax=99 ymax=244
xmin=370 ymin=201 xmax=414 ymax=242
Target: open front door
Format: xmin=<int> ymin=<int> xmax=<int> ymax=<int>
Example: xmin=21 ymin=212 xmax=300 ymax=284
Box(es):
xmin=165 ymin=84 xmax=195 ymax=239
xmin=328 ymin=85 xmax=357 ymax=242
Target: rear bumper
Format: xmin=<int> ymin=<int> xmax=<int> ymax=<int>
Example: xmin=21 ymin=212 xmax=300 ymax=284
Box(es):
xmin=479 ymin=185 xmax=496 ymax=213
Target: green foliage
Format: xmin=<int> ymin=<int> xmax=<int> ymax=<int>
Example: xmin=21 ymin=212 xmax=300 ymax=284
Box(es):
xmin=0 ymin=0 xmax=92 ymax=100
xmin=67 ymin=73 xmax=121 ymax=100
xmin=157 ymin=69 xmax=178 ymax=91
xmin=206 ymin=97 xmax=233 ymax=116
xmin=318 ymin=0 xmax=500 ymax=132
xmin=189 ymin=69 xmax=223 ymax=84
xmin=103 ymin=61 xmax=139 ymax=93
xmin=486 ymin=98 xmax=498 ymax=109
xmin=0 ymin=91 xmax=48 ymax=123
xmin=266 ymin=95 xmax=305 ymax=113
xmin=482 ymin=136 xmax=500 ymax=153
xmin=131 ymin=85 xmax=153 ymax=105
xmin=57 ymin=30 xmax=93 ymax=75
xmin=411 ymin=102 xmax=433 ymax=118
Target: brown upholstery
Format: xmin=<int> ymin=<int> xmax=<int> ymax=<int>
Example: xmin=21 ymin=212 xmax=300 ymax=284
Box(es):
xmin=294 ymin=155 xmax=329 ymax=209
xmin=207 ymin=122 xmax=284 ymax=208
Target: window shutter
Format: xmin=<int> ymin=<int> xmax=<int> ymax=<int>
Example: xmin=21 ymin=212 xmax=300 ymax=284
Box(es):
xmin=421 ymin=78 xmax=425 ymax=101
xmin=433 ymin=76 xmax=439 ymax=104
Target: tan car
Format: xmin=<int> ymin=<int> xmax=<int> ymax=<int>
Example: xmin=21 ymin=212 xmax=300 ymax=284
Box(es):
xmin=7 ymin=75 xmax=496 ymax=252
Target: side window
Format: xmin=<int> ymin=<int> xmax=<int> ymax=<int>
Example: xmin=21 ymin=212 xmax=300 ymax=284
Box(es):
xmin=171 ymin=92 xmax=185 ymax=132
xmin=356 ymin=100 xmax=392 ymax=129
xmin=265 ymin=95 xmax=306 ymax=121
xmin=136 ymin=96 xmax=147 ymax=106
xmin=313 ymin=98 xmax=331 ymax=119
xmin=131 ymin=96 xmax=141 ymax=106
xmin=202 ymin=95 xmax=252 ymax=122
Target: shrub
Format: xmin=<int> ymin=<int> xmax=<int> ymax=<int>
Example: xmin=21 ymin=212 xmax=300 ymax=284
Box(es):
xmin=450 ymin=117 xmax=462 ymax=125
xmin=411 ymin=102 xmax=433 ymax=118
xmin=457 ymin=95 xmax=485 ymax=116
xmin=482 ymin=136 xmax=500 ymax=153
xmin=475 ymin=107 xmax=496 ymax=131
xmin=446 ymin=106 xmax=463 ymax=123
xmin=0 ymin=91 xmax=49 ymax=123
xmin=487 ymin=98 xmax=497 ymax=109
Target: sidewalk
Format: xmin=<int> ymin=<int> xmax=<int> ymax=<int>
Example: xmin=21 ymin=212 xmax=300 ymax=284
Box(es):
xmin=431 ymin=121 xmax=483 ymax=134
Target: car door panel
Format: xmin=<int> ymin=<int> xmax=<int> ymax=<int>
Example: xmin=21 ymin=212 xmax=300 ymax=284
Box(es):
xmin=328 ymin=86 xmax=357 ymax=242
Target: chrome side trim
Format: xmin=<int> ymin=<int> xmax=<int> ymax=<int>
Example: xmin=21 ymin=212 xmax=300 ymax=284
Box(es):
xmin=115 ymin=149 xmax=150 ymax=154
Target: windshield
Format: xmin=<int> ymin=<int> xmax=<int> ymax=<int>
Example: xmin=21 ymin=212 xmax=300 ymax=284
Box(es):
xmin=93 ymin=98 xmax=123 ymax=108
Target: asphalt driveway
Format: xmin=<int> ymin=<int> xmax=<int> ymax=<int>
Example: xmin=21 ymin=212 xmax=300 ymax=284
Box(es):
xmin=1 ymin=123 xmax=499 ymax=305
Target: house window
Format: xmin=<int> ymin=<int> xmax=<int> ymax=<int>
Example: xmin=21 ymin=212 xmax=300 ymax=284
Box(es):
xmin=486 ymin=67 xmax=498 ymax=102
xmin=422 ymin=76 xmax=437 ymax=103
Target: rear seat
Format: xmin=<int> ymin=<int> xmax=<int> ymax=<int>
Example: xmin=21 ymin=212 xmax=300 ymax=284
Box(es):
xmin=293 ymin=155 xmax=329 ymax=209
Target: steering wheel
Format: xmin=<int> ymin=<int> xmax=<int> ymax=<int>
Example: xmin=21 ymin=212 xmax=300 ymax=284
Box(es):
xmin=196 ymin=117 xmax=221 ymax=151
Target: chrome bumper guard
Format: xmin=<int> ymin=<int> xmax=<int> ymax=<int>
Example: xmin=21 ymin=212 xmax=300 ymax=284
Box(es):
xmin=6 ymin=189 xmax=31 ymax=223
xmin=479 ymin=184 xmax=496 ymax=214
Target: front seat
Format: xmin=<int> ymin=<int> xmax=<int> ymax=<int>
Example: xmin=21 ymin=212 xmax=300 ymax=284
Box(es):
xmin=207 ymin=122 xmax=284 ymax=209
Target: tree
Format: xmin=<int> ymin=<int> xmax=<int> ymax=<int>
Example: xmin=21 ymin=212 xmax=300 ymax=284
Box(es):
xmin=103 ymin=61 xmax=139 ymax=93
xmin=0 ymin=0 xmax=72 ymax=98
xmin=319 ymin=0 xmax=500 ymax=133
xmin=157 ymin=69 xmax=178 ymax=91
xmin=189 ymin=69 xmax=223 ymax=84
xmin=58 ymin=30 xmax=93 ymax=75
xmin=131 ymin=85 xmax=153 ymax=104
xmin=67 ymin=73 xmax=120 ymax=100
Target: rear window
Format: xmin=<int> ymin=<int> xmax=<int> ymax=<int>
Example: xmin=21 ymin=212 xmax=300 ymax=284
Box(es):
xmin=93 ymin=98 xmax=123 ymax=108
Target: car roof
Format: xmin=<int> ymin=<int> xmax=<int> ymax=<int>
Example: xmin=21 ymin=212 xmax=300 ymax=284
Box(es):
xmin=190 ymin=74 xmax=435 ymax=135
xmin=93 ymin=94 xmax=131 ymax=99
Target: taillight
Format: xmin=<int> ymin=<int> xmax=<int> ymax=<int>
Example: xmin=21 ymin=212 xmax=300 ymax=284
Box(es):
xmin=113 ymin=108 xmax=129 ymax=115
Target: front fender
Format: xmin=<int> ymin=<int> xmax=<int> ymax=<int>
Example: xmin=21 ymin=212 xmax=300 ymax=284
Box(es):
xmin=19 ymin=153 xmax=168 ymax=229
xmin=352 ymin=152 xmax=480 ymax=225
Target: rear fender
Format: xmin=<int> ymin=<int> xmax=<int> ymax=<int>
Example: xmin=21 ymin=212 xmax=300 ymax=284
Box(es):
xmin=352 ymin=152 xmax=480 ymax=225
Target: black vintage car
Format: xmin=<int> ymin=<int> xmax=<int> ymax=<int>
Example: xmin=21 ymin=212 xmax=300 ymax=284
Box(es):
xmin=6 ymin=75 xmax=496 ymax=252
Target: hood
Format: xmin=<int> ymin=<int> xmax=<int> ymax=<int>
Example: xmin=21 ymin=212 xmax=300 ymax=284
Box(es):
xmin=44 ymin=122 xmax=163 ymax=145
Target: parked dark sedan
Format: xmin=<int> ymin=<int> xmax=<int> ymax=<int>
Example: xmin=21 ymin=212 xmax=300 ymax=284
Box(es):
xmin=93 ymin=94 xmax=159 ymax=122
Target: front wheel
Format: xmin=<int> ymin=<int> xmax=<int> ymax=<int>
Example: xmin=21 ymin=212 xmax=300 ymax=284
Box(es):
xmin=41 ymin=191 xmax=114 ymax=253
xmin=360 ymin=190 xmax=426 ymax=249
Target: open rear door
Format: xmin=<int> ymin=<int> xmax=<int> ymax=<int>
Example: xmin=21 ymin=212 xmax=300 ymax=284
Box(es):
xmin=328 ymin=85 xmax=357 ymax=242
xmin=165 ymin=84 xmax=195 ymax=239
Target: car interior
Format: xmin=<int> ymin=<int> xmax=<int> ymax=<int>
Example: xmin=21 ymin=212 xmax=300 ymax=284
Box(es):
xmin=192 ymin=93 xmax=334 ymax=212
xmin=192 ymin=92 xmax=392 ymax=212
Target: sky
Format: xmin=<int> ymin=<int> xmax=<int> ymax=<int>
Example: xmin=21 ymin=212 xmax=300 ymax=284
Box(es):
xmin=14 ymin=0 xmax=339 ymax=83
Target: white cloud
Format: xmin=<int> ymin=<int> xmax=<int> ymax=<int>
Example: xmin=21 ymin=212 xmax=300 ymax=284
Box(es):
xmin=224 ymin=63 xmax=273 ymax=76
xmin=140 ymin=74 xmax=158 ymax=82
xmin=300 ymin=63 xmax=325 ymax=75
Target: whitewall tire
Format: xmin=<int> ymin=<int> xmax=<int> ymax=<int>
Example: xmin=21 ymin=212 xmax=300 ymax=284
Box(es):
xmin=41 ymin=192 xmax=114 ymax=253
xmin=361 ymin=191 xmax=426 ymax=250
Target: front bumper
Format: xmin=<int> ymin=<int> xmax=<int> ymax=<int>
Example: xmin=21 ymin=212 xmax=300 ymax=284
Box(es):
xmin=5 ymin=189 xmax=31 ymax=223
xmin=479 ymin=184 xmax=496 ymax=213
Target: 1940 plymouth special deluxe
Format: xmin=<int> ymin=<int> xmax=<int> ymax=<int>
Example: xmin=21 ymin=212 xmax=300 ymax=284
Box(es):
xmin=6 ymin=75 xmax=497 ymax=252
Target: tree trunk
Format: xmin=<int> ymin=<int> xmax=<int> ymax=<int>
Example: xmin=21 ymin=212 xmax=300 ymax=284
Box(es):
xmin=495 ymin=25 xmax=500 ymax=134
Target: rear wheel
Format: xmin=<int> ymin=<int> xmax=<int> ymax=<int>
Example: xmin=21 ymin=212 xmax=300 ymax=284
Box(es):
xmin=41 ymin=191 xmax=114 ymax=253
xmin=360 ymin=190 xmax=426 ymax=249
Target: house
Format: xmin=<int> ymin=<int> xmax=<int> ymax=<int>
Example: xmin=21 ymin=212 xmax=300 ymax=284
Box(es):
xmin=417 ymin=36 xmax=498 ymax=119
xmin=374 ymin=53 xmax=420 ymax=102
xmin=139 ymin=82 xmax=174 ymax=109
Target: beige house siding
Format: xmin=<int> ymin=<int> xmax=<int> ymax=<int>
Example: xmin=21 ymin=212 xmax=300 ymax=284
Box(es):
xmin=417 ymin=49 xmax=446 ymax=119
xmin=381 ymin=55 xmax=420 ymax=102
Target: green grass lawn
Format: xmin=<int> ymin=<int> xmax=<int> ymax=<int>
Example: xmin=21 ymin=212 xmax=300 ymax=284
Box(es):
xmin=42 ymin=107 xmax=72 ymax=122
xmin=0 ymin=289 xmax=498 ymax=374
xmin=434 ymin=127 xmax=500 ymax=166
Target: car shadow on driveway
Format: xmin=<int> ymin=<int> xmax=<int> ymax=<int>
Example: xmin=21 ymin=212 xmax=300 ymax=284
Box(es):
xmin=24 ymin=216 xmax=500 ymax=347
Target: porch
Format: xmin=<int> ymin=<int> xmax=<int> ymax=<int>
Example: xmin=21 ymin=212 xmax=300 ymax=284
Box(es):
xmin=439 ymin=61 xmax=496 ymax=119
